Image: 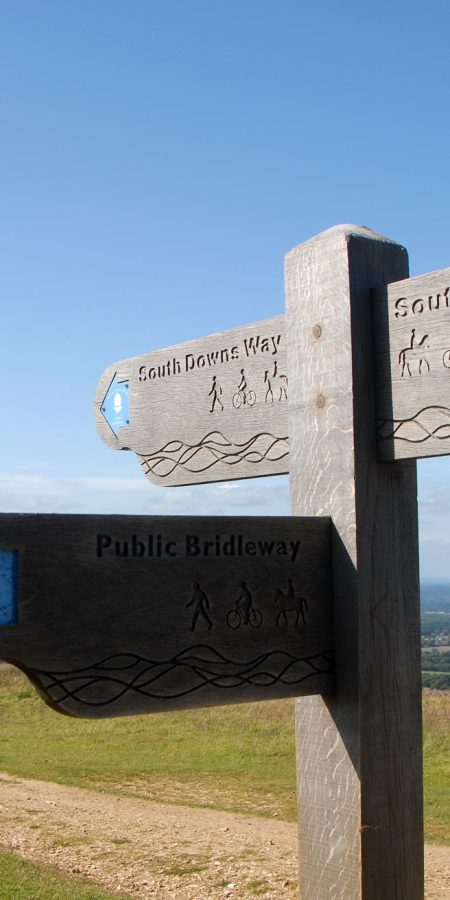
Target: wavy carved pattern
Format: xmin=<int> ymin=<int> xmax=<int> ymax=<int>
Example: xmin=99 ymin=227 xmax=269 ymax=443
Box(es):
xmin=139 ymin=431 xmax=289 ymax=477
xmin=377 ymin=405 xmax=450 ymax=444
xmin=32 ymin=644 xmax=335 ymax=709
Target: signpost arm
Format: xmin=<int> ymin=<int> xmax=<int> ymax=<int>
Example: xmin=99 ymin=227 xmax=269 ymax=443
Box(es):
xmin=285 ymin=225 xmax=423 ymax=899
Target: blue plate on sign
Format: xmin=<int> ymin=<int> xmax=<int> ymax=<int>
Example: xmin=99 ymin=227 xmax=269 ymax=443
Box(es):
xmin=101 ymin=374 xmax=130 ymax=438
xmin=0 ymin=550 xmax=17 ymax=625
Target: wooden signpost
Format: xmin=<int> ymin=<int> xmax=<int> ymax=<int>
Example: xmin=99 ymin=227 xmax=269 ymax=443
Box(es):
xmin=2 ymin=223 xmax=444 ymax=897
xmin=285 ymin=226 xmax=422 ymax=900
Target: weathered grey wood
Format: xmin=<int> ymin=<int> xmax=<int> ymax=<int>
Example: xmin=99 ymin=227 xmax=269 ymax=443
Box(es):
xmin=285 ymin=225 xmax=423 ymax=899
xmin=374 ymin=267 xmax=450 ymax=460
xmin=0 ymin=513 xmax=334 ymax=717
xmin=96 ymin=262 xmax=450 ymax=480
xmin=95 ymin=317 xmax=289 ymax=486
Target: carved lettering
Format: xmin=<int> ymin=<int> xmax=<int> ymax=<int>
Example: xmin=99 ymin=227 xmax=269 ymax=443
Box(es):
xmin=96 ymin=533 xmax=301 ymax=561
xmin=394 ymin=297 xmax=408 ymax=318
xmin=185 ymin=535 xmax=198 ymax=556
xmin=97 ymin=534 xmax=111 ymax=557
xmin=184 ymin=346 xmax=241 ymax=373
xmin=97 ymin=533 xmax=177 ymax=558
xmin=244 ymin=336 xmax=260 ymax=355
xmin=393 ymin=288 xmax=450 ymax=319
xmin=412 ymin=298 xmax=425 ymax=315
xmin=243 ymin=334 xmax=282 ymax=357
xmin=136 ymin=336 xmax=282 ymax=386
xmin=271 ymin=335 xmax=281 ymax=354
xmin=138 ymin=358 xmax=181 ymax=380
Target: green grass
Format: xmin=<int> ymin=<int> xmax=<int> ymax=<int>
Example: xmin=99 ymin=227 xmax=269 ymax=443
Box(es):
xmin=0 ymin=848 xmax=126 ymax=899
xmin=0 ymin=665 xmax=297 ymax=820
xmin=0 ymin=666 xmax=448 ymax=844
xmin=423 ymin=690 xmax=450 ymax=844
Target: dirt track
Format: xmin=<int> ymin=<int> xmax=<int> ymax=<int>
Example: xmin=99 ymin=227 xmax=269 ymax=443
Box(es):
xmin=0 ymin=772 xmax=448 ymax=899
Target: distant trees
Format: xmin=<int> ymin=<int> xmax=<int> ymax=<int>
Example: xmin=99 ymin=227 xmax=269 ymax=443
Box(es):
xmin=421 ymin=650 xmax=450 ymax=690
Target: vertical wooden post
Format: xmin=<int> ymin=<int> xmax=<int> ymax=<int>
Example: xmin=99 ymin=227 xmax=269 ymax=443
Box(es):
xmin=285 ymin=225 xmax=423 ymax=899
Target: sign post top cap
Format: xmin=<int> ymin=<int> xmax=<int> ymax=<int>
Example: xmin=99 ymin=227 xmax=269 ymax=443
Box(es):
xmin=285 ymin=223 xmax=407 ymax=260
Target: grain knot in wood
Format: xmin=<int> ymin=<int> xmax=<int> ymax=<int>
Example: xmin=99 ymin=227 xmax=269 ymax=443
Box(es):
xmin=315 ymin=393 xmax=326 ymax=409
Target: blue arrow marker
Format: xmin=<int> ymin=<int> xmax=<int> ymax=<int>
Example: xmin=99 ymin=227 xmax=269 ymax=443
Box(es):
xmin=100 ymin=374 xmax=130 ymax=438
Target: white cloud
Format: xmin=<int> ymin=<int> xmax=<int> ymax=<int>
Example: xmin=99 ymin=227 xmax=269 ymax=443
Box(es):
xmin=0 ymin=473 xmax=66 ymax=497
xmin=0 ymin=473 xmax=74 ymax=512
xmin=0 ymin=471 xmax=291 ymax=517
xmin=72 ymin=476 xmax=147 ymax=493
xmin=419 ymin=490 xmax=450 ymax=521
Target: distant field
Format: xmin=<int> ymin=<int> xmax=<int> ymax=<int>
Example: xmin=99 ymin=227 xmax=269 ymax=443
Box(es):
xmin=421 ymin=612 xmax=450 ymax=647
xmin=420 ymin=582 xmax=450 ymax=683
xmin=0 ymin=666 xmax=448 ymax=845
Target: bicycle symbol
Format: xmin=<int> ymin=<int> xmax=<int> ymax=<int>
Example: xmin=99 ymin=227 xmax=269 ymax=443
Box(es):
xmin=226 ymin=580 xmax=263 ymax=628
xmin=226 ymin=605 xmax=263 ymax=629
xmin=233 ymin=388 xmax=256 ymax=409
xmin=232 ymin=369 xmax=256 ymax=409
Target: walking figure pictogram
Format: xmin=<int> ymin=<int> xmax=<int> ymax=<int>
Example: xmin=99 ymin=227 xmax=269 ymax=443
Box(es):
xmin=209 ymin=375 xmax=224 ymax=412
xmin=186 ymin=582 xmax=213 ymax=631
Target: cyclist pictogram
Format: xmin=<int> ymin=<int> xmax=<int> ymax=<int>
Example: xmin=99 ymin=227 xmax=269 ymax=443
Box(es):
xmin=233 ymin=369 xmax=256 ymax=409
xmin=226 ymin=580 xmax=263 ymax=628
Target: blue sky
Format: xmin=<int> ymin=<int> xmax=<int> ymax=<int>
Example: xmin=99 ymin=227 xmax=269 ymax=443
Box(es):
xmin=1 ymin=1 xmax=450 ymax=577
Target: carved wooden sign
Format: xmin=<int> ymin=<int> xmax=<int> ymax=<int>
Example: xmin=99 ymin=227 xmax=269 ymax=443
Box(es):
xmin=95 ymin=267 xmax=450 ymax=482
xmin=375 ymin=266 xmax=450 ymax=460
xmin=0 ymin=514 xmax=334 ymax=717
xmin=94 ymin=317 xmax=289 ymax=486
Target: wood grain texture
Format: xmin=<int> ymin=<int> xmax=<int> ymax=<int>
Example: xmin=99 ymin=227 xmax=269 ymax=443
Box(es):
xmin=285 ymin=225 xmax=423 ymax=899
xmin=0 ymin=513 xmax=334 ymax=717
xmin=374 ymin=267 xmax=450 ymax=460
xmin=94 ymin=317 xmax=289 ymax=486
